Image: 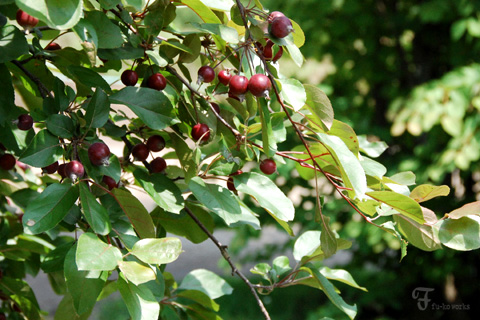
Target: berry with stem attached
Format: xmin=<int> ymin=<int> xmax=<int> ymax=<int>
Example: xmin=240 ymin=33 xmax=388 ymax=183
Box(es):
xmin=16 ymin=9 xmax=38 ymax=29
xmin=146 ymin=135 xmax=166 ymax=152
xmin=45 ymin=42 xmax=61 ymax=50
xmin=191 ymin=123 xmax=210 ymax=142
xmin=267 ymin=11 xmax=285 ymax=23
xmin=0 ymin=154 xmax=16 ymax=171
xmin=147 ymin=73 xmax=167 ymax=91
xmin=227 ymin=170 xmax=242 ymax=192
xmin=132 ymin=143 xmax=149 ymax=161
xmin=65 ymin=161 xmax=84 ymax=180
xmin=197 ymin=66 xmax=215 ymax=84
xmin=121 ymin=70 xmax=138 ymax=86
xmin=150 ymin=157 xmax=167 ymax=173
xmin=269 ymin=16 xmax=293 ymax=39
xmin=218 ymin=69 xmax=233 ymax=85
xmin=17 ymin=114 xmax=33 ymax=131
xmin=248 ymin=74 xmax=272 ymax=97
xmin=88 ymin=142 xmax=110 ymax=166
xmin=260 ymin=159 xmax=277 ymax=175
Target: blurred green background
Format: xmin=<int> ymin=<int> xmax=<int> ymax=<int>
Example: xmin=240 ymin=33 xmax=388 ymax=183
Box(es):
xmin=92 ymin=0 xmax=480 ymax=319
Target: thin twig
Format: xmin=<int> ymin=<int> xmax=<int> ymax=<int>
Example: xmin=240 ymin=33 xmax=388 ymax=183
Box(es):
xmin=11 ymin=60 xmax=51 ymax=98
xmin=184 ymin=206 xmax=271 ymax=320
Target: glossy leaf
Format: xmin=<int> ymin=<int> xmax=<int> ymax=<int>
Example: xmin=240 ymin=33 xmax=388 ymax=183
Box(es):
xmin=19 ymin=130 xmax=63 ymax=167
xmin=305 ymin=265 xmax=357 ymax=320
xmin=112 ymin=188 xmax=156 ymax=239
xmin=277 ymin=78 xmax=306 ymax=111
xmin=110 ymin=87 xmax=179 ymax=130
xmin=320 ymin=267 xmax=367 ymax=292
xmin=84 ymin=88 xmax=110 ymax=129
xmin=191 ymin=22 xmax=239 ymax=44
xmin=66 ymin=66 xmax=112 ymax=95
xmin=0 ymin=26 xmax=28 ymax=63
xmin=0 ymin=64 xmax=16 ymax=124
xmin=79 ymin=181 xmax=111 ymax=235
xmin=234 ymin=172 xmax=295 ymax=222
xmin=117 ymin=273 xmax=160 ymax=320
xmin=134 ymin=169 xmax=184 ymax=214
xmin=358 ymin=135 xmax=388 ymax=158
xmin=367 ymin=191 xmax=425 ymax=224
xmin=46 ymin=114 xmax=75 ymax=139
xmin=76 ymin=233 xmax=122 ymax=271
xmin=118 ymin=261 xmax=156 ymax=286
xmin=437 ymin=215 xmax=480 ymax=251
xmin=303 ymin=84 xmax=334 ymax=130
xmin=176 ymin=290 xmax=220 ymax=312
xmin=293 ymin=230 xmax=321 ymax=262
xmin=0 ymin=277 xmax=41 ymax=320
xmin=259 ymin=99 xmax=276 ymax=157
xmin=17 ymin=0 xmax=83 ymax=30
xmin=131 ymin=238 xmax=182 ymax=265
xmin=448 ymin=201 xmax=480 ymax=219
xmin=65 ymin=244 xmax=108 ymax=315
xmin=188 ymin=177 xmax=261 ymax=229
xmin=54 ymin=293 xmax=91 ymax=320
xmin=84 ymin=10 xmax=123 ymax=49
xmin=178 ymin=269 xmax=233 ymax=299
xmin=23 ymin=183 xmax=79 ymax=234
xmin=393 ymin=214 xmax=441 ymax=252
xmin=180 ymin=0 xmax=222 ymax=23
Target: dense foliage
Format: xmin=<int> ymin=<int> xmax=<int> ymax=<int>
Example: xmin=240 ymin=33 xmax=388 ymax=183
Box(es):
xmin=1 ymin=0 xmax=479 ymax=319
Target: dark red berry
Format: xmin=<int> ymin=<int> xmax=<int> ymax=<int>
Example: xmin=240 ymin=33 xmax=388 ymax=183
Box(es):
xmin=65 ymin=161 xmax=84 ymax=180
xmin=267 ymin=11 xmax=285 ymax=23
xmin=132 ymin=143 xmax=149 ymax=161
xmin=229 ymin=75 xmax=249 ymax=96
xmin=263 ymin=40 xmax=283 ymax=62
xmin=146 ymin=135 xmax=165 ymax=152
xmin=88 ymin=142 xmax=110 ymax=166
xmin=260 ymin=159 xmax=276 ymax=175
xmin=57 ymin=163 xmax=67 ymax=178
xmin=150 ymin=157 xmax=167 ymax=173
xmin=121 ymin=70 xmax=138 ymax=86
xmin=197 ymin=66 xmax=215 ymax=83
xmin=191 ymin=123 xmax=210 ymax=142
xmin=218 ymin=70 xmax=233 ymax=85
xmin=248 ymin=74 xmax=272 ymax=97
xmin=228 ymin=91 xmax=241 ymax=101
xmin=42 ymin=161 xmax=59 ymax=174
xmin=17 ymin=114 xmax=33 ymax=130
xmin=16 ymin=9 xmax=38 ymax=28
xmin=45 ymin=42 xmax=61 ymax=50
xmin=0 ymin=313 xmax=6 ymax=320
xmin=102 ymin=175 xmax=118 ymax=190
xmin=0 ymin=154 xmax=16 ymax=170
xmin=211 ymin=102 xmax=220 ymax=114
xmin=227 ymin=177 xmax=236 ymax=192
xmin=147 ymin=73 xmax=167 ymax=91
xmin=270 ymin=16 xmax=293 ymax=39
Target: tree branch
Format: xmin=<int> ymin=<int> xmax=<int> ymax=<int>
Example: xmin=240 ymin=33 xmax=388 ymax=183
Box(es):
xmin=11 ymin=60 xmax=51 ymax=99
xmin=184 ymin=206 xmax=271 ymax=320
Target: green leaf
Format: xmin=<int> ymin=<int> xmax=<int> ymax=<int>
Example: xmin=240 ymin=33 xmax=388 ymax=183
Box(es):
xmin=41 ymin=241 xmax=74 ymax=273
xmin=178 ymin=34 xmax=202 ymax=63
xmin=320 ymin=267 xmax=367 ymax=292
xmin=259 ymin=99 xmax=276 ymax=157
xmin=180 ymin=0 xmax=222 ymax=23
xmin=0 ymin=63 xmax=16 ymax=125
xmin=234 ymin=172 xmax=294 ymax=222
xmin=272 ymin=256 xmax=292 ymax=279
xmin=23 ymin=183 xmax=79 ymax=234
xmin=0 ymin=25 xmax=28 ymax=63
xmin=79 ymin=182 xmax=111 ymax=235
xmin=131 ymin=238 xmax=182 ymax=265
xmin=367 ymin=191 xmax=425 ymax=224
xmin=393 ymin=213 xmax=441 ymax=252
xmin=117 ymin=273 xmax=160 ymax=320
xmin=285 ymin=40 xmax=304 ymax=67
xmin=17 ymin=0 xmax=82 ymax=30
xmin=46 ymin=114 xmax=75 ymax=139
xmin=188 ymin=177 xmax=261 ymax=229
xmin=320 ymin=215 xmax=337 ymax=259
xmin=66 ymin=65 xmax=112 ymax=95
xmin=112 ymin=188 xmax=156 ymax=239
xmin=19 ymin=130 xmax=63 ymax=167
xmin=54 ymin=293 xmax=91 ymax=320
xmin=176 ymin=290 xmax=220 ymax=312
xmin=357 ymin=135 xmax=388 ymax=158
xmin=84 ymin=88 xmax=110 ymax=129
xmin=98 ymin=45 xmax=144 ymax=60
xmin=152 ymin=205 xmax=214 ymax=244
xmin=170 ymin=133 xmax=197 ymax=183
xmin=134 ymin=169 xmax=184 ymax=214
xmin=277 ymin=78 xmax=306 ymax=111
xmin=190 ymin=22 xmax=239 ymax=44
xmin=303 ymin=84 xmax=334 ymax=130
xmin=409 ymin=184 xmax=450 ymax=203
xmin=305 ymin=265 xmax=357 ymax=320
xmin=178 ymin=269 xmax=233 ymax=299
xmin=448 ymin=201 xmax=480 ymax=219
xmin=118 ymin=261 xmax=156 ymax=286
xmin=110 ymin=87 xmax=179 ymax=130
xmin=317 ymin=132 xmax=367 ymax=199
xmin=65 ymin=244 xmax=108 ymax=315
xmin=84 ymin=10 xmax=124 ymax=49
xmin=76 ymin=232 xmax=122 ymax=271
xmin=0 ymin=277 xmax=41 ymax=320
xmin=436 ymin=216 xmax=480 ymax=251
xmin=293 ymin=230 xmax=321 ymax=261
